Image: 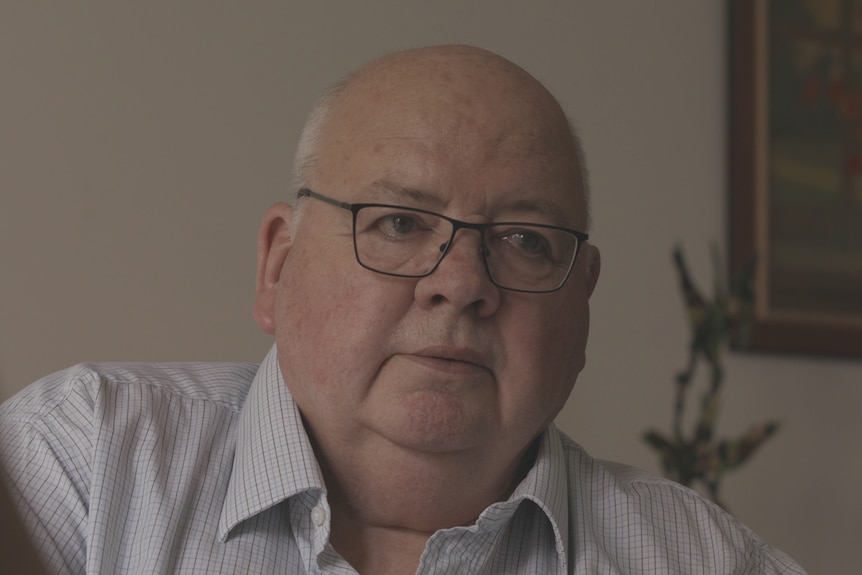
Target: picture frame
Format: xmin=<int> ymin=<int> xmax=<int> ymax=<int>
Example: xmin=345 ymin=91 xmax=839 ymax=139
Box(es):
xmin=729 ymin=0 xmax=862 ymax=358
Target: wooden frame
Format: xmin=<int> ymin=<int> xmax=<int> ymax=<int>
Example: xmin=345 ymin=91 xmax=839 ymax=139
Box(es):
xmin=729 ymin=0 xmax=862 ymax=357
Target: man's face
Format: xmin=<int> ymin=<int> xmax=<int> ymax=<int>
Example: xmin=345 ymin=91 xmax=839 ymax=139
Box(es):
xmin=257 ymin=54 xmax=599 ymax=469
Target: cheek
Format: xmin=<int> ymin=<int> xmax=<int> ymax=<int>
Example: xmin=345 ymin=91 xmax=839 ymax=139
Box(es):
xmin=501 ymin=297 xmax=590 ymax=426
xmin=517 ymin=297 xmax=589 ymax=375
xmin=274 ymin=243 xmax=415 ymax=400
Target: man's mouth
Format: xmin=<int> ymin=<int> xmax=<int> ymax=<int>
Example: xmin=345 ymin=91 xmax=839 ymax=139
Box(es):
xmin=406 ymin=346 xmax=490 ymax=374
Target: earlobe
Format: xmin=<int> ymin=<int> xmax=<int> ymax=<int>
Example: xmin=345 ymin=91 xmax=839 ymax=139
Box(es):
xmin=252 ymin=202 xmax=295 ymax=335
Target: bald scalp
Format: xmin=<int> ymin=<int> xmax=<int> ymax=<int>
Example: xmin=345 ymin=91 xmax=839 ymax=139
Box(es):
xmin=290 ymin=45 xmax=591 ymax=229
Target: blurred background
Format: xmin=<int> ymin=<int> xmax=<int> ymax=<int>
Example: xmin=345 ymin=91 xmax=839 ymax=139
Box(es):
xmin=1 ymin=2 xmax=858 ymax=573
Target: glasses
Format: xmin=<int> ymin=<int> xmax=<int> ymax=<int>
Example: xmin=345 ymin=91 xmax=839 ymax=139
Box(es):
xmin=297 ymin=188 xmax=589 ymax=293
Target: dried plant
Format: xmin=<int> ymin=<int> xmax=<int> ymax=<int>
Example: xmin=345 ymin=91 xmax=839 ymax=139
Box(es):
xmin=643 ymin=246 xmax=779 ymax=509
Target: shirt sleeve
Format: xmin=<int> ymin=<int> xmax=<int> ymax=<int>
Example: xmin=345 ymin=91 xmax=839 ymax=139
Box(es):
xmin=0 ymin=366 xmax=101 ymax=575
xmin=756 ymin=542 xmax=809 ymax=575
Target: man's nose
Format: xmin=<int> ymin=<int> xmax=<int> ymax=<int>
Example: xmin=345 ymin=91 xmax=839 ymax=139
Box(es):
xmin=413 ymin=229 xmax=501 ymax=315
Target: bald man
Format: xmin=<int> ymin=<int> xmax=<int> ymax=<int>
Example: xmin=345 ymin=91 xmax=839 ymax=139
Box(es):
xmin=0 ymin=46 xmax=805 ymax=574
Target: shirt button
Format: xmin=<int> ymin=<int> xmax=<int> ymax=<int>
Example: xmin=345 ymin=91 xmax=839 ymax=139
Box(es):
xmin=311 ymin=505 xmax=326 ymax=527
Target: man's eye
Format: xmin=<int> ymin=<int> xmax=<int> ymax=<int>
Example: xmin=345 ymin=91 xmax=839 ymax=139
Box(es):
xmin=502 ymin=230 xmax=549 ymax=256
xmin=378 ymin=214 xmax=421 ymax=237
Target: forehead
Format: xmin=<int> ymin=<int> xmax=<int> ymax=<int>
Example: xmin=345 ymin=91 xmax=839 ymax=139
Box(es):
xmin=311 ymin=50 xmax=586 ymax=224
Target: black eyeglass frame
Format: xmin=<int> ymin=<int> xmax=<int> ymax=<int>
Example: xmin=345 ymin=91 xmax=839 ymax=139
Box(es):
xmin=296 ymin=187 xmax=589 ymax=293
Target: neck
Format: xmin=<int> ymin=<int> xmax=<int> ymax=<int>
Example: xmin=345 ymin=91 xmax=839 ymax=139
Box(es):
xmin=312 ymin=432 xmax=540 ymax=574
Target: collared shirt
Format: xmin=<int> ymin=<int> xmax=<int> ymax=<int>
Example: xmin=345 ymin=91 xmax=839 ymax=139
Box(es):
xmin=0 ymin=346 xmax=806 ymax=574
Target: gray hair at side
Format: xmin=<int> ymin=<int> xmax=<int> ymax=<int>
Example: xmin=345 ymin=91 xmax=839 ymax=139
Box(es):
xmin=288 ymin=78 xmax=593 ymax=232
xmin=288 ymin=80 xmax=346 ymax=206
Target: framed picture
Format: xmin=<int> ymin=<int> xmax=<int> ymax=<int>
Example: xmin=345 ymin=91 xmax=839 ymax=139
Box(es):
xmin=729 ymin=0 xmax=862 ymax=357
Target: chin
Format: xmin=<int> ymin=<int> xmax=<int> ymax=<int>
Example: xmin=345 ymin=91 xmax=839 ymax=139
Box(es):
xmin=376 ymin=394 xmax=493 ymax=454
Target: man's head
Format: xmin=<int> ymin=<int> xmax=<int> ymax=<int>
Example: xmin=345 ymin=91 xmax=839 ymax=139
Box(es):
xmin=254 ymin=44 xmax=599 ymax=485
xmin=288 ymin=46 xmax=591 ymax=221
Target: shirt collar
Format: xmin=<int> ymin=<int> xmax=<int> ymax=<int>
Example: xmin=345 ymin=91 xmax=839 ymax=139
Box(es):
xmin=217 ymin=344 xmax=324 ymax=540
xmin=507 ymin=423 xmax=571 ymax=570
xmin=218 ymin=343 xmax=570 ymax=569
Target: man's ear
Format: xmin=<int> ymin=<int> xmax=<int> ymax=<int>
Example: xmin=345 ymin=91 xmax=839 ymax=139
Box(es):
xmin=253 ymin=202 xmax=295 ymax=335
xmin=583 ymin=244 xmax=600 ymax=298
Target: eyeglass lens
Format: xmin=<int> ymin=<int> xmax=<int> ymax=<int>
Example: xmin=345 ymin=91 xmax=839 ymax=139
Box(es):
xmin=353 ymin=205 xmax=579 ymax=292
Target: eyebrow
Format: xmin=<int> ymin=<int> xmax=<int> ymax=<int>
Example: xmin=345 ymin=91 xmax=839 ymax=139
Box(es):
xmin=365 ymin=180 xmax=579 ymax=228
xmin=365 ymin=181 xmax=447 ymax=210
xmin=502 ymin=197 xmax=574 ymax=227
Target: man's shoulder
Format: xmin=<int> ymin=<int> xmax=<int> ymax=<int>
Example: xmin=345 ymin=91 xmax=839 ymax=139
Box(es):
xmin=556 ymin=430 xmax=696 ymax=494
xmin=554 ymin=430 xmax=749 ymax=539
xmin=553 ymin=430 xmax=808 ymax=573
xmin=0 ymin=360 xmax=265 ymax=575
xmin=1 ymin=360 xmax=260 ymax=424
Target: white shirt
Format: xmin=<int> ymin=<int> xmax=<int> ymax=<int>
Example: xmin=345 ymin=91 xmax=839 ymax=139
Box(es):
xmin=0 ymin=345 xmax=806 ymax=574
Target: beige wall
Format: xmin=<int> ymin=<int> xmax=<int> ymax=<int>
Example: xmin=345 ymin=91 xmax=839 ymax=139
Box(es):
xmin=1 ymin=2 xmax=857 ymax=573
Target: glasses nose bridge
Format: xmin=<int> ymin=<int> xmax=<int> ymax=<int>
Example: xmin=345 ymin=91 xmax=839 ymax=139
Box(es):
xmin=440 ymin=217 xmax=489 ymax=260
xmin=428 ymin=217 xmax=494 ymax=285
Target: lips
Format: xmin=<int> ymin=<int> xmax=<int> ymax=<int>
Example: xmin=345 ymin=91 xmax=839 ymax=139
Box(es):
xmin=406 ymin=346 xmax=491 ymax=374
